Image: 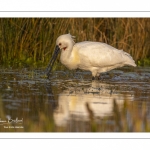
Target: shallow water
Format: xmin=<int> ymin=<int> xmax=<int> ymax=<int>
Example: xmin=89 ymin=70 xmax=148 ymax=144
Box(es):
xmin=0 ymin=67 xmax=150 ymax=132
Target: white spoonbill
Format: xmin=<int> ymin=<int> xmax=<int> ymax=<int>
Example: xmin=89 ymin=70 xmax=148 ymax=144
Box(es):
xmin=46 ymin=34 xmax=136 ymax=79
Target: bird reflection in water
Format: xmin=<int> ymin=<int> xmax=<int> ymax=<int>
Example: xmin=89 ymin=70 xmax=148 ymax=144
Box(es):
xmin=53 ymin=80 xmax=134 ymax=127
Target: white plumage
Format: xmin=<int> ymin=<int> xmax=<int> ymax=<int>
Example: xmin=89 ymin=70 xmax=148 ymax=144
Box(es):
xmin=47 ymin=33 xmax=136 ymax=79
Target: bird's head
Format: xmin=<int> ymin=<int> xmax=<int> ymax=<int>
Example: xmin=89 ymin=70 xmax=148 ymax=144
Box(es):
xmin=45 ymin=33 xmax=75 ymax=78
xmin=56 ymin=33 xmax=75 ymax=51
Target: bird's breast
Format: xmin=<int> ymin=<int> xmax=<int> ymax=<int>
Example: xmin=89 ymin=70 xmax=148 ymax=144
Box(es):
xmin=60 ymin=48 xmax=80 ymax=70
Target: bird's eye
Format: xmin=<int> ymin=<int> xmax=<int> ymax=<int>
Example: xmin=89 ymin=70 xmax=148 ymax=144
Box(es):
xmin=59 ymin=43 xmax=61 ymax=46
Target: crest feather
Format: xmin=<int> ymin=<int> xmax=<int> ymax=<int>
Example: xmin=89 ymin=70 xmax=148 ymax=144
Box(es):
xmin=68 ymin=33 xmax=76 ymax=44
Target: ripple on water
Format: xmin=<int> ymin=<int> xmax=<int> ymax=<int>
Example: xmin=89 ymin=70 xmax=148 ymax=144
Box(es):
xmin=0 ymin=67 xmax=150 ymax=131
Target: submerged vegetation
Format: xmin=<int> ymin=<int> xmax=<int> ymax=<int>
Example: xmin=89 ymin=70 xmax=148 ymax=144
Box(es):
xmin=0 ymin=18 xmax=150 ymax=68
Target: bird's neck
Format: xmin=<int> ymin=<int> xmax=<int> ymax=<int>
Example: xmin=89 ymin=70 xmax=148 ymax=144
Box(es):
xmin=60 ymin=45 xmax=73 ymax=64
xmin=60 ymin=44 xmax=80 ymax=70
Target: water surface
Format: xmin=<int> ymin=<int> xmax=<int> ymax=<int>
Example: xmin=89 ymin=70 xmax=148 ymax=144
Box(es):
xmin=0 ymin=67 xmax=150 ymax=132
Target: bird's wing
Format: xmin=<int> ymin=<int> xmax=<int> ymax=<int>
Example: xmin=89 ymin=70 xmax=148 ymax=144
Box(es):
xmin=75 ymin=41 xmax=132 ymax=67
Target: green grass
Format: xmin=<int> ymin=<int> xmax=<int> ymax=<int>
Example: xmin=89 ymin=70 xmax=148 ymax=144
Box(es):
xmin=138 ymin=58 xmax=150 ymax=66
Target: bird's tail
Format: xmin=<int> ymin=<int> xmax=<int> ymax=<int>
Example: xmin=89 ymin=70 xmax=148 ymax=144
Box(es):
xmin=122 ymin=51 xmax=137 ymax=67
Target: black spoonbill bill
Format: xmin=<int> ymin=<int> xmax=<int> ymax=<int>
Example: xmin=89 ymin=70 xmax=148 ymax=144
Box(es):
xmin=46 ymin=34 xmax=136 ymax=79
